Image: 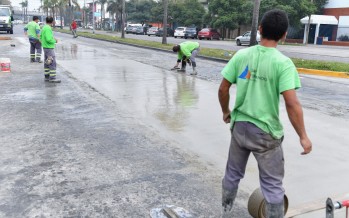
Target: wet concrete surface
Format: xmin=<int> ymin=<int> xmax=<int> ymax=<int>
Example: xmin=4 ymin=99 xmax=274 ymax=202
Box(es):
xmin=1 ymin=26 xmax=349 ymax=217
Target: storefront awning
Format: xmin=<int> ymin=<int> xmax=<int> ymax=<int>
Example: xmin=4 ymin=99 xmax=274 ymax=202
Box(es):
xmin=301 ymin=15 xmax=338 ymax=25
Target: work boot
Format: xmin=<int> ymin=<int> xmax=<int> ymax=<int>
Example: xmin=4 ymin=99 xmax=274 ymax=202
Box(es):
xmin=190 ymin=67 xmax=198 ymax=75
xmin=49 ymin=78 xmax=61 ymax=83
xmin=222 ymin=186 xmax=237 ymax=213
xmin=30 ymin=59 xmax=35 ymax=63
xmin=44 ymin=75 xmax=49 ymax=82
xmin=266 ymin=200 xmax=284 ymax=218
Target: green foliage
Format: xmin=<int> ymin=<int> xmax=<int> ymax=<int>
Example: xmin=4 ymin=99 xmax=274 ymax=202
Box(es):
xmin=208 ymin=0 xmax=253 ymax=29
xmin=170 ymin=0 xmax=206 ymax=27
xmin=260 ymin=0 xmax=328 ymax=27
xmin=126 ymin=0 xmax=157 ymax=23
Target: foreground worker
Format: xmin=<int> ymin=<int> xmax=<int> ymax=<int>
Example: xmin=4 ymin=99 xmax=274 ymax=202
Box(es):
xmin=218 ymin=9 xmax=312 ymax=217
xmin=24 ymin=16 xmax=42 ymax=63
xmin=172 ymin=41 xmax=200 ymax=75
xmin=40 ymin=16 xmax=60 ymax=83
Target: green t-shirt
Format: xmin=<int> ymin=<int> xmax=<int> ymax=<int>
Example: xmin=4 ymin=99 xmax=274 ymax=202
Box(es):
xmin=24 ymin=21 xmax=40 ymax=39
xmin=221 ymin=45 xmax=301 ymax=139
xmin=178 ymin=41 xmax=200 ymax=60
xmin=40 ymin=24 xmax=56 ymax=49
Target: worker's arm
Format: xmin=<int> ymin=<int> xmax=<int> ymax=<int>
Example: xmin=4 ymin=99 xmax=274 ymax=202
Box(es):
xmin=218 ymin=78 xmax=232 ymax=123
xmin=282 ymin=89 xmax=312 ymax=155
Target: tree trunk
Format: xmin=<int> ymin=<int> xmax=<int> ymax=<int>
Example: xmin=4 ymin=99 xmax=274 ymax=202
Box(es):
xmin=121 ymin=0 xmax=125 ymax=38
xmin=162 ymin=0 xmax=168 ymax=44
xmin=250 ymin=0 xmax=261 ymax=46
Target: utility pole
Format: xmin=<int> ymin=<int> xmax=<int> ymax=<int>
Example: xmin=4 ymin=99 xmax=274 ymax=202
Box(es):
xmin=121 ymin=0 xmax=125 ymax=38
xmin=162 ymin=0 xmax=168 ymax=44
xmin=250 ymin=0 xmax=261 ymax=46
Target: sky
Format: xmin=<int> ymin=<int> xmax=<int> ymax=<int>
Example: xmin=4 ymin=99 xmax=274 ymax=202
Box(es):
xmin=10 ymin=0 xmax=87 ymax=11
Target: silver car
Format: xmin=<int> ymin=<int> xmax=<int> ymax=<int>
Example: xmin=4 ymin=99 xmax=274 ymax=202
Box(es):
xmin=147 ymin=27 xmax=159 ymax=36
xmin=235 ymin=31 xmax=261 ymax=46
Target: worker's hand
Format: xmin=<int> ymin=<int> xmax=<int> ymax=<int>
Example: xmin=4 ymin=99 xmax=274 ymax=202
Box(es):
xmin=223 ymin=111 xmax=231 ymax=124
xmin=300 ymin=136 xmax=312 ymax=155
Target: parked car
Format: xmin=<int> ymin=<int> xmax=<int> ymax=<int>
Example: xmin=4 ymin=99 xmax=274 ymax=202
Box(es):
xmin=174 ymin=27 xmax=186 ymax=38
xmin=184 ymin=28 xmax=197 ymax=39
xmin=147 ymin=27 xmax=159 ymax=36
xmin=134 ymin=26 xmax=146 ymax=35
xmin=125 ymin=25 xmax=135 ymax=34
xmin=235 ymin=31 xmax=261 ymax=46
xmin=198 ymin=28 xmax=220 ymax=40
xmin=155 ymin=27 xmax=174 ymax=37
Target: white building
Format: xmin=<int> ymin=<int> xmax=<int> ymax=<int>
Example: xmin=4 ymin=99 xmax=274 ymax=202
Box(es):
xmin=323 ymin=0 xmax=349 ymax=39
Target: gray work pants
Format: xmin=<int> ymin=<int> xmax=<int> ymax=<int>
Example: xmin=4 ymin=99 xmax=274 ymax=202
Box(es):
xmin=43 ymin=48 xmax=57 ymax=79
xmin=190 ymin=47 xmax=200 ymax=67
xmin=223 ymin=121 xmax=285 ymax=204
xmin=29 ymin=38 xmax=42 ymax=61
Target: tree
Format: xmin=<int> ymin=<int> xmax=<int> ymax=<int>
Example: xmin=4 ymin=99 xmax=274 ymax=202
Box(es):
xmin=250 ymin=0 xmax=260 ymax=46
xmin=162 ymin=0 xmax=168 ymax=44
xmin=0 ymin=0 xmax=11 ymax=5
xmin=169 ymin=0 xmax=205 ymax=27
xmin=98 ymin=0 xmax=108 ymax=29
xmin=126 ymin=0 xmax=156 ymax=24
xmin=208 ymin=0 xmax=251 ymax=31
xmin=107 ymin=0 xmax=122 ymax=31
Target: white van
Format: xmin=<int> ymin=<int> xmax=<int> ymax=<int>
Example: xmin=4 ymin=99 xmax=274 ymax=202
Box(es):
xmin=0 ymin=5 xmax=13 ymax=34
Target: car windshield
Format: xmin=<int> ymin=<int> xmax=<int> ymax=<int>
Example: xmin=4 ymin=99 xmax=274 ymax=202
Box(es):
xmin=200 ymin=28 xmax=209 ymax=32
xmin=187 ymin=28 xmax=196 ymax=31
xmin=176 ymin=28 xmax=184 ymax=31
xmin=0 ymin=8 xmax=10 ymax=16
xmin=150 ymin=27 xmax=158 ymax=30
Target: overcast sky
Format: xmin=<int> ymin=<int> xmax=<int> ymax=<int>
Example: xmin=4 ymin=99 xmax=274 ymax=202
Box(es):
xmin=10 ymin=0 xmax=87 ymax=11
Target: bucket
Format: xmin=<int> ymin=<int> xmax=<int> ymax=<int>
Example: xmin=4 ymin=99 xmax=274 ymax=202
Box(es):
xmin=0 ymin=58 xmax=11 ymax=73
xmin=248 ymin=188 xmax=289 ymax=218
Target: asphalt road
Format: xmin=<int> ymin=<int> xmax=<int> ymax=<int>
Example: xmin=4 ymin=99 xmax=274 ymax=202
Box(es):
xmin=94 ymin=28 xmax=349 ymax=64
xmin=0 ymin=25 xmax=348 ymax=217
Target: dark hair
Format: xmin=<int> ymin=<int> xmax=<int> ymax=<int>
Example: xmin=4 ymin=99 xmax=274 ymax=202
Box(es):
xmin=260 ymin=9 xmax=289 ymax=41
xmin=46 ymin=16 xmax=54 ymax=24
xmin=33 ymin=16 xmax=39 ymax=21
xmin=172 ymin=45 xmax=180 ymax=52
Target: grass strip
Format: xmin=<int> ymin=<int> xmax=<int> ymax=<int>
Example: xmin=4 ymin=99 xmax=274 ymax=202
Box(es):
xmin=55 ymin=28 xmax=349 ymax=73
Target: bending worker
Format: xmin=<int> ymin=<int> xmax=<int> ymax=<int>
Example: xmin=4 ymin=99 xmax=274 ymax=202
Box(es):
xmin=172 ymin=41 xmax=200 ymax=75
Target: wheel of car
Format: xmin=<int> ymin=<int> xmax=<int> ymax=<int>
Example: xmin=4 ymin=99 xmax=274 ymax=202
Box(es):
xmin=207 ymin=37 xmax=210 ymax=40
xmin=174 ymin=36 xmax=177 ymax=38
xmin=148 ymin=35 xmax=150 ymax=36
xmin=184 ymin=37 xmax=187 ymax=39
xmin=10 ymin=29 xmax=13 ymax=34
xmin=199 ymin=37 xmax=202 ymax=40
xmin=236 ymin=39 xmax=241 ymax=46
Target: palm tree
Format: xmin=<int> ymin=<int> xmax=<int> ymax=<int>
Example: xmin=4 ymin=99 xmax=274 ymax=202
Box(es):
xmin=250 ymin=0 xmax=260 ymax=46
xmin=98 ymin=0 xmax=108 ymax=29
xmin=107 ymin=0 xmax=122 ymax=31
xmin=19 ymin=0 xmax=28 ymax=23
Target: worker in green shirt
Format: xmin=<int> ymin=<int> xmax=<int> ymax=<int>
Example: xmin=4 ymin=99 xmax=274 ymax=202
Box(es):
xmin=40 ymin=16 xmax=60 ymax=83
xmin=24 ymin=16 xmax=42 ymax=63
xmin=218 ymin=9 xmax=312 ymax=217
xmin=172 ymin=41 xmax=200 ymax=75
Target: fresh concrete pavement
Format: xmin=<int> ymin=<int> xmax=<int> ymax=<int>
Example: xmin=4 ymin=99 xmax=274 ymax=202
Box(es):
xmin=0 ymin=25 xmax=348 ymax=217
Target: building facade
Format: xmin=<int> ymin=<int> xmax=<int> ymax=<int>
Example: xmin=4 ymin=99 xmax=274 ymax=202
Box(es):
xmin=323 ymin=0 xmax=349 ymax=39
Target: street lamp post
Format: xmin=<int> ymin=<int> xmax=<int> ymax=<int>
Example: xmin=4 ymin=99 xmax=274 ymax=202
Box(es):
xmin=92 ymin=0 xmax=95 ymax=34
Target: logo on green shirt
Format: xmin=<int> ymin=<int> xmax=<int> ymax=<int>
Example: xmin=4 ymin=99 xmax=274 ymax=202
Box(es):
xmin=238 ymin=65 xmax=267 ymax=81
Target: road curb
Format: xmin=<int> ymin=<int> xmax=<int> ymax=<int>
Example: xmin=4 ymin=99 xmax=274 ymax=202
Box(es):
xmin=55 ymin=30 xmax=348 ymax=79
xmin=297 ymin=68 xmax=349 ymax=79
